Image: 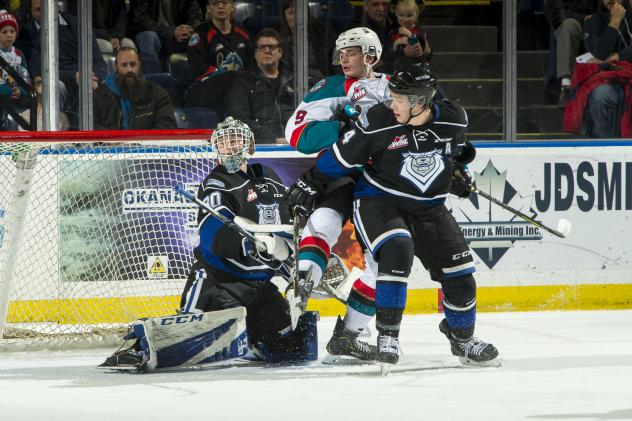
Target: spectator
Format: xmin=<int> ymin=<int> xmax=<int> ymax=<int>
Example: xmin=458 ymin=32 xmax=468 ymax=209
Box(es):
xmin=390 ymin=0 xmax=432 ymax=69
xmin=545 ymin=0 xmax=597 ymax=105
xmin=22 ymin=0 xmax=108 ymax=121
xmin=0 ymin=9 xmax=29 ymax=129
xmin=94 ymin=0 xmax=136 ymax=54
xmin=19 ymin=76 xmax=70 ymax=130
xmin=573 ymin=0 xmax=632 ymax=137
xmin=226 ymin=28 xmax=294 ymax=144
xmin=93 ymin=47 xmax=177 ymax=130
xmin=360 ymin=0 xmax=396 ymax=72
xmin=277 ymin=0 xmax=337 ymax=80
xmin=127 ymin=0 xmax=203 ymax=73
xmin=184 ymin=0 xmax=252 ymax=109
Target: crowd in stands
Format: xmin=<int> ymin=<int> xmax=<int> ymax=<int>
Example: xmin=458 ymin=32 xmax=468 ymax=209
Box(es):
xmin=3 ymin=0 xmax=630 ymax=140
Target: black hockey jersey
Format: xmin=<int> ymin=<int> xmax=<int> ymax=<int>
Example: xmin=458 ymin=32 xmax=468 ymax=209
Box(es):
xmin=315 ymin=99 xmax=468 ymax=204
xmin=195 ymin=163 xmax=289 ymax=280
xmin=187 ymin=22 xmax=252 ymax=81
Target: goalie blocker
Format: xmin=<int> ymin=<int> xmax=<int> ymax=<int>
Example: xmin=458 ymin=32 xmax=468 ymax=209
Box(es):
xmin=101 ymin=308 xmax=318 ymax=372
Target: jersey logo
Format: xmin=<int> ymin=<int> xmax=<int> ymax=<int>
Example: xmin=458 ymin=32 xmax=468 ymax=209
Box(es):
xmin=387 ymin=135 xmax=408 ymax=150
xmin=351 ymin=85 xmax=367 ymax=102
xmin=247 ymin=189 xmax=257 ymax=202
xmin=188 ymin=33 xmax=200 ymax=47
xmin=400 ymin=150 xmax=445 ymax=193
xmin=310 ymin=79 xmax=326 ymax=93
xmin=257 ymin=203 xmax=281 ymax=225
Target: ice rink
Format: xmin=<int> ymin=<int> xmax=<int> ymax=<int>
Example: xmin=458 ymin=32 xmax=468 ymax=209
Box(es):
xmin=1 ymin=310 xmax=631 ymax=421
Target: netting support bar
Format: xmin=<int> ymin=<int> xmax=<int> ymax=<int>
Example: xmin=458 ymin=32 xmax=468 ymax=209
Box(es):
xmin=0 ymin=149 xmax=39 ymax=336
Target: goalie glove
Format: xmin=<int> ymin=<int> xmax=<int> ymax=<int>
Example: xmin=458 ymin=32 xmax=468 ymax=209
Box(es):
xmin=451 ymin=163 xmax=475 ymax=198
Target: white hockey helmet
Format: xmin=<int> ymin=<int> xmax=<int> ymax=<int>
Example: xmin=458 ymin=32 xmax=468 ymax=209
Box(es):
xmin=210 ymin=117 xmax=255 ymax=173
xmin=333 ymin=27 xmax=382 ymax=66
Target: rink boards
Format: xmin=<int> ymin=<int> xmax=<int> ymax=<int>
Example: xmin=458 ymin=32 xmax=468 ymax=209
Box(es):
xmin=1 ymin=141 xmax=631 ymax=323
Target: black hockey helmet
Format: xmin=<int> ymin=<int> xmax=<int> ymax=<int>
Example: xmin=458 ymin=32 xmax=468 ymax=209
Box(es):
xmin=388 ymin=63 xmax=437 ymax=109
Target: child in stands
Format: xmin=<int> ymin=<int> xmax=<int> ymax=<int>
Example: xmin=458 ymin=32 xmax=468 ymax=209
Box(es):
xmin=0 ymin=10 xmax=30 ymax=129
xmin=390 ymin=0 xmax=432 ymax=66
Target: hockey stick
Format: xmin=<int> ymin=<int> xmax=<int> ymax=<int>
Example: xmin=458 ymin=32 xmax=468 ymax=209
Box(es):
xmin=175 ymin=185 xmax=269 ymax=256
xmin=287 ymin=207 xmax=303 ymax=330
xmin=470 ymin=186 xmax=572 ymax=238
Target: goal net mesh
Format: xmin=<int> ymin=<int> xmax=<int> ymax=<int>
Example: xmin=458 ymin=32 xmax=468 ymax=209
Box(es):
xmin=0 ymin=134 xmax=217 ymax=350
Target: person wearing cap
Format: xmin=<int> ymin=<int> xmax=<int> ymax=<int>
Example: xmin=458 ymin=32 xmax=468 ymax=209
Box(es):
xmin=0 ymin=9 xmax=30 ymax=128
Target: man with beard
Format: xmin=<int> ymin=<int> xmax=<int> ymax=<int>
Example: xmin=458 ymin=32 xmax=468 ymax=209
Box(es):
xmin=93 ymin=47 xmax=177 ymax=130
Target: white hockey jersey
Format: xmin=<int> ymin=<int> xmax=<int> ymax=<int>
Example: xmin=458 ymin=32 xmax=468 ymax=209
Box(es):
xmin=284 ymin=74 xmax=391 ymax=154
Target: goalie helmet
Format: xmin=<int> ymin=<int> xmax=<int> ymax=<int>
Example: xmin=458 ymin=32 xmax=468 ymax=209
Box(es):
xmin=387 ymin=62 xmax=437 ymax=109
xmin=210 ymin=117 xmax=254 ymax=173
xmin=333 ymin=27 xmax=382 ymax=66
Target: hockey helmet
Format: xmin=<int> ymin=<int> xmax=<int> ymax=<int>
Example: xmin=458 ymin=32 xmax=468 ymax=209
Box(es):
xmin=210 ymin=117 xmax=255 ymax=173
xmin=388 ymin=63 xmax=437 ymax=109
xmin=333 ymin=27 xmax=382 ymax=66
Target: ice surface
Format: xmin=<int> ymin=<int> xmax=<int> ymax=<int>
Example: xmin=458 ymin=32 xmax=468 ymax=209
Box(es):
xmin=1 ymin=310 xmax=631 ymax=421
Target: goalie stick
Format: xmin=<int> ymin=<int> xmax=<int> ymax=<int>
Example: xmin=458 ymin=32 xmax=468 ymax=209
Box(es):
xmin=470 ymin=186 xmax=571 ymax=238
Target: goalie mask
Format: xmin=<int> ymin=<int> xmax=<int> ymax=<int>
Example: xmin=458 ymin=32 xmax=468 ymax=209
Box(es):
xmin=386 ymin=62 xmax=437 ymax=112
xmin=210 ymin=117 xmax=255 ymax=173
xmin=332 ymin=27 xmax=382 ymax=67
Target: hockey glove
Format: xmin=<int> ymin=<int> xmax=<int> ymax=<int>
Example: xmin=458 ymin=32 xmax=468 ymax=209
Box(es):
xmin=285 ymin=169 xmax=326 ymax=217
xmin=244 ymin=234 xmax=290 ymax=262
xmin=451 ymin=164 xmax=475 ymax=198
xmin=335 ymin=104 xmax=361 ymax=125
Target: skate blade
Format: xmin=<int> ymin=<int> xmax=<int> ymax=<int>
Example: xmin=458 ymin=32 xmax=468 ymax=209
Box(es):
xmin=322 ymin=354 xmax=373 ymax=365
xmin=99 ymin=364 xmax=144 ymax=373
xmin=458 ymin=356 xmax=502 ymax=368
xmin=380 ymin=363 xmax=393 ymax=376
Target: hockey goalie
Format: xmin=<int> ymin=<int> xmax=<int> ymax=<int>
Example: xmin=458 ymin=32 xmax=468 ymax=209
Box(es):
xmin=100 ymin=118 xmax=323 ymax=372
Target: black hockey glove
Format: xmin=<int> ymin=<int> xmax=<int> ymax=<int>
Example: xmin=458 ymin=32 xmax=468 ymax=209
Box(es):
xmin=451 ymin=164 xmax=475 ymax=198
xmin=285 ymin=169 xmax=327 ymax=217
xmin=335 ymin=104 xmax=361 ymax=131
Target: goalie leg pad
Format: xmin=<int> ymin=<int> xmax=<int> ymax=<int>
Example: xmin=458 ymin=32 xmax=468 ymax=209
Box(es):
xmin=135 ymin=307 xmax=249 ymax=371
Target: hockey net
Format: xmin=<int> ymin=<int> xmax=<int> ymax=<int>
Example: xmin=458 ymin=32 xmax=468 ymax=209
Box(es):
xmin=0 ymin=130 xmax=217 ymax=350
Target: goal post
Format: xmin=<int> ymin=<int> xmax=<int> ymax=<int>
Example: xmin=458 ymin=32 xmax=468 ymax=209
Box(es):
xmin=0 ymin=129 xmax=216 ymax=350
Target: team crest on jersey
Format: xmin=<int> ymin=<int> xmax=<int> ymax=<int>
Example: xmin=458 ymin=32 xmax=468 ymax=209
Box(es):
xmin=247 ymin=189 xmax=257 ymax=202
xmin=310 ymin=79 xmax=326 ymax=93
xmin=351 ymin=85 xmax=367 ymax=102
xmin=257 ymin=203 xmax=281 ymax=224
xmin=400 ymin=150 xmax=445 ymax=193
xmin=387 ymin=135 xmax=408 ymax=150
xmin=188 ymin=33 xmax=200 ymax=47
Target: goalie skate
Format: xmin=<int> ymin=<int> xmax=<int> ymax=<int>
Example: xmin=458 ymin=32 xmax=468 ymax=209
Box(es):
xmin=323 ymin=316 xmax=377 ymax=363
xmin=99 ymin=347 xmax=146 ymax=373
xmin=439 ymin=319 xmax=501 ymax=367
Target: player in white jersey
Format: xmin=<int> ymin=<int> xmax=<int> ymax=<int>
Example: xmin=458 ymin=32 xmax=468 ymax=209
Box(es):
xmin=284 ymin=27 xmax=389 ymax=361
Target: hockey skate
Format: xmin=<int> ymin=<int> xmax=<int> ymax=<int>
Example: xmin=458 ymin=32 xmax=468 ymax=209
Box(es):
xmin=323 ymin=316 xmax=377 ymax=363
xmin=98 ymin=346 xmax=147 ymax=372
xmin=439 ymin=319 xmax=501 ymax=367
xmin=377 ymin=334 xmax=400 ymax=375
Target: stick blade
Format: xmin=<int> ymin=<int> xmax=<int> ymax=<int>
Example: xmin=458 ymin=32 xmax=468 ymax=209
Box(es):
xmin=557 ymin=218 xmax=572 ymax=237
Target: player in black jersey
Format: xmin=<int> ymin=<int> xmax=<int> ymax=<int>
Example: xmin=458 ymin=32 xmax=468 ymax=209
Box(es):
xmin=287 ymin=63 xmax=499 ymax=369
xmin=101 ymin=118 xmax=317 ymax=371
